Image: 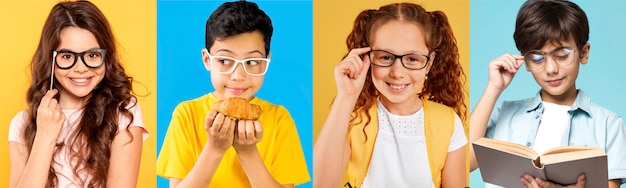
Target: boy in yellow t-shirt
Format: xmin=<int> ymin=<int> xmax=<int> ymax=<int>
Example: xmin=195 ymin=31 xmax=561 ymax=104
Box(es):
xmin=156 ymin=1 xmax=310 ymax=187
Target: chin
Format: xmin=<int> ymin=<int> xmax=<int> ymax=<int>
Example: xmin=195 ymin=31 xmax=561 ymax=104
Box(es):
xmin=62 ymin=87 xmax=96 ymax=98
xmin=541 ymin=87 xmax=568 ymax=97
xmin=380 ymin=93 xmax=410 ymax=104
xmin=71 ymin=91 xmax=94 ymax=98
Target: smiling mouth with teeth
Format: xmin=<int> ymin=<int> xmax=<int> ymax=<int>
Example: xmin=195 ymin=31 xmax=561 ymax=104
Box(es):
xmin=388 ymin=83 xmax=408 ymax=90
xmin=71 ymin=78 xmax=89 ymax=83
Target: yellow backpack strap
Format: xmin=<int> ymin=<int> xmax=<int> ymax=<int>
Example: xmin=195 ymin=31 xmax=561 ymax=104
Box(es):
xmin=423 ymin=98 xmax=455 ymax=187
xmin=341 ymin=102 xmax=378 ymax=188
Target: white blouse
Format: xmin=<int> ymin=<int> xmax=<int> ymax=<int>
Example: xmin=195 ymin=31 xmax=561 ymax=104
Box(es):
xmin=361 ymin=100 xmax=466 ymax=188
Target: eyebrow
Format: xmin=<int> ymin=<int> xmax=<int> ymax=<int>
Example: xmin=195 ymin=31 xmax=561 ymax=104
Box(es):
xmin=214 ymin=49 xmax=265 ymax=57
xmin=55 ymin=47 xmax=102 ymax=53
xmin=373 ymin=49 xmax=429 ymax=55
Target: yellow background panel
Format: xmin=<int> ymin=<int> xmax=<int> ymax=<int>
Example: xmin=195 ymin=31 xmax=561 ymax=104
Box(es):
xmin=0 ymin=0 xmax=156 ymax=187
xmin=313 ymin=0 xmax=470 ymax=139
xmin=313 ymin=1 xmax=470 ymax=184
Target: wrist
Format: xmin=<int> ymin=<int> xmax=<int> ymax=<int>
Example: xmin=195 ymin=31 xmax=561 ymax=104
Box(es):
xmin=485 ymin=84 xmax=505 ymax=96
xmin=31 ymin=135 xmax=58 ymax=158
xmin=333 ymin=95 xmax=358 ymax=107
xmin=34 ymin=132 xmax=59 ymax=146
xmin=235 ymin=146 xmax=259 ymax=158
xmin=205 ymin=143 xmax=229 ymax=155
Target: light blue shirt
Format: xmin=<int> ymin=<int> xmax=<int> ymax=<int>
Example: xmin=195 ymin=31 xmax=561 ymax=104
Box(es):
xmin=485 ymin=89 xmax=626 ymax=186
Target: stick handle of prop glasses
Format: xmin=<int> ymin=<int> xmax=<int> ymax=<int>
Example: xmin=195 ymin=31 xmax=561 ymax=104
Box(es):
xmin=49 ymin=51 xmax=56 ymax=90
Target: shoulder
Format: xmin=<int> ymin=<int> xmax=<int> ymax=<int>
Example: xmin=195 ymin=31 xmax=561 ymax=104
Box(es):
xmin=424 ymin=99 xmax=450 ymax=109
xmin=251 ymin=97 xmax=291 ymax=117
xmin=252 ymin=97 xmax=296 ymax=131
xmin=588 ymin=102 xmax=619 ymax=116
xmin=9 ymin=110 xmax=29 ymax=143
xmin=493 ymin=96 xmax=540 ymax=116
xmin=423 ymin=100 xmax=455 ymax=121
xmin=575 ymin=90 xmax=621 ymax=123
xmin=117 ymin=97 xmax=149 ymax=140
xmin=122 ymin=97 xmax=142 ymax=114
xmin=172 ymin=93 xmax=215 ymax=115
xmin=9 ymin=110 xmax=29 ymax=129
xmin=178 ymin=94 xmax=212 ymax=108
xmin=588 ymin=102 xmax=622 ymax=123
xmin=500 ymin=97 xmax=536 ymax=109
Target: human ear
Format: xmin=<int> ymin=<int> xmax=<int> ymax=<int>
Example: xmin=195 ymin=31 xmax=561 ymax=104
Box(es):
xmin=580 ymin=43 xmax=590 ymax=65
xmin=425 ymin=51 xmax=436 ymax=75
xmin=202 ymin=48 xmax=211 ymax=71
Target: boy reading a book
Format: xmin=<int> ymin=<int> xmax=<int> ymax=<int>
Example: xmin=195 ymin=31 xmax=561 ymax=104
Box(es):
xmin=156 ymin=1 xmax=310 ymax=187
xmin=469 ymin=0 xmax=626 ymax=187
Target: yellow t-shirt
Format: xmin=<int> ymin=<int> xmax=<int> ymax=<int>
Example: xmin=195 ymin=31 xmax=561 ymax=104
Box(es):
xmin=156 ymin=93 xmax=310 ymax=187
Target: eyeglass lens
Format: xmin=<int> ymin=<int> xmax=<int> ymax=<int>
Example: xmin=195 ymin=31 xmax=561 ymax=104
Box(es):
xmin=210 ymin=56 xmax=269 ymax=75
xmin=524 ymin=47 xmax=575 ymax=71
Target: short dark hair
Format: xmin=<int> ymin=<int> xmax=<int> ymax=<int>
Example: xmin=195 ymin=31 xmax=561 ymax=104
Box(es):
xmin=205 ymin=0 xmax=273 ymax=55
xmin=513 ymin=0 xmax=589 ymax=53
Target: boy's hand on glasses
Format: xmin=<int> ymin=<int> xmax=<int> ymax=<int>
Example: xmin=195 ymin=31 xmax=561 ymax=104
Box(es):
xmin=233 ymin=120 xmax=263 ymax=154
xmin=521 ymin=174 xmax=586 ymax=188
xmin=487 ymin=53 xmax=524 ymax=92
xmin=334 ymin=47 xmax=371 ymax=99
xmin=204 ymin=109 xmax=236 ymax=152
xmin=36 ymin=89 xmax=66 ymax=143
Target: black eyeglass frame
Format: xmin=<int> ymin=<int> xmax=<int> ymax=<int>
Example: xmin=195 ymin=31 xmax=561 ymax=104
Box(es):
xmin=367 ymin=50 xmax=431 ymax=70
xmin=53 ymin=48 xmax=107 ymax=70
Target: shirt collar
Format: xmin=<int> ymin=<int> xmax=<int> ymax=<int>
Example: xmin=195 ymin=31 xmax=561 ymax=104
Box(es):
xmin=525 ymin=89 xmax=593 ymax=117
xmin=526 ymin=91 xmax=544 ymax=112
xmin=571 ymin=89 xmax=593 ymax=117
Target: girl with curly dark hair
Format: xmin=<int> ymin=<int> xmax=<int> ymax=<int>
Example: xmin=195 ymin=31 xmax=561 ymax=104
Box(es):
xmin=8 ymin=1 xmax=148 ymax=187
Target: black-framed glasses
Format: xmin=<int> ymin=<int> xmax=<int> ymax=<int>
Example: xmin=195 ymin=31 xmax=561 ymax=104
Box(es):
xmin=203 ymin=48 xmax=271 ymax=76
xmin=53 ymin=49 xmax=107 ymax=70
xmin=523 ymin=47 xmax=576 ymax=72
xmin=368 ymin=50 xmax=431 ymax=70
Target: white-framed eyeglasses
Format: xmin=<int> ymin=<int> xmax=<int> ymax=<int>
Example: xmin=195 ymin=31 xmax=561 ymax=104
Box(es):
xmin=203 ymin=48 xmax=270 ymax=76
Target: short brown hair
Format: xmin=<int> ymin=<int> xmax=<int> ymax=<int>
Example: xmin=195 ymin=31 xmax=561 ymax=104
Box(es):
xmin=513 ymin=0 xmax=589 ymax=53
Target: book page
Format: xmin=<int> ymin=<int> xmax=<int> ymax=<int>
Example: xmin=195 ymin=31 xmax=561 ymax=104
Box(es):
xmin=541 ymin=147 xmax=604 ymax=164
xmin=474 ymin=137 xmax=538 ymax=158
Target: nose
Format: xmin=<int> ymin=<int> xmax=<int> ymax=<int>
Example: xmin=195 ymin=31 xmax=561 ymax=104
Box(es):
xmin=544 ymin=56 xmax=559 ymax=75
xmin=389 ymin=58 xmax=405 ymax=78
xmin=72 ymin=56 xmax=89 ymax=73
xmin=230 ymin=62 xmax=247 ymax=80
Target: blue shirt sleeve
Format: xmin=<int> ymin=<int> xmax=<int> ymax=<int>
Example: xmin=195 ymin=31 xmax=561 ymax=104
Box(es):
xmin=485 ymin=103 xmax=502 ymax=139
xmin=606 ymin=115 xmax=626 ymax=183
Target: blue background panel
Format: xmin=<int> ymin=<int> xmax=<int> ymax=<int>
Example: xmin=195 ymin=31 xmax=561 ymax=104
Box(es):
xmin=156 ymin=1 xmax=312 ymax=187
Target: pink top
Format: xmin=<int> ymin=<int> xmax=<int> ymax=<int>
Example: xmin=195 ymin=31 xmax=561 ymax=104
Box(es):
xmin=8 ymin=102 xmax=149 ymax=187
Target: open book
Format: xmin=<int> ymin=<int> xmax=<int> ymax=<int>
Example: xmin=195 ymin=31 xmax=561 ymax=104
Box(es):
xmin=472 ymin=138 xmax=608 ymax=188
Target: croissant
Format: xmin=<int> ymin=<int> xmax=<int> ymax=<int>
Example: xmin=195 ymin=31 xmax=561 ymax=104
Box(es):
xmin=213 ymin=97 xmax=263 ymax=120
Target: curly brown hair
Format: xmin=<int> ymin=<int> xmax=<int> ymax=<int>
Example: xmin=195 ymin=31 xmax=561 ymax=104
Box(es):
xmin=345 ymin=3 xmax=467 ymax=135
xmin=22 ymin=1 xmax=136 ymax=187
